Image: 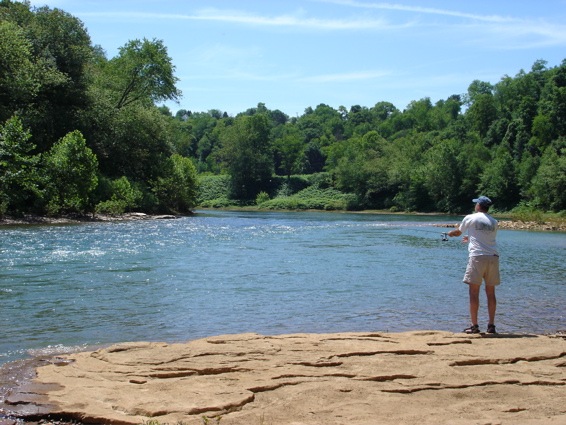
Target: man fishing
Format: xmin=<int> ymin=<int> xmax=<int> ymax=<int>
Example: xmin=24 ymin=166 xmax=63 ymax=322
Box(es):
xmin=447 ymin=196 xmax=499 ymax=334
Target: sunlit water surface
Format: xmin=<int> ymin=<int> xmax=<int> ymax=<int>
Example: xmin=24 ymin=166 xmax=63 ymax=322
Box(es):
xmin=1 ymin=210 xmax=564 ymax=366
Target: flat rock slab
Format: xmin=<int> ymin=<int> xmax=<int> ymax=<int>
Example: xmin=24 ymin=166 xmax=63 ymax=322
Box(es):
xmin=2 ymin=331 xmax=566 ymax=425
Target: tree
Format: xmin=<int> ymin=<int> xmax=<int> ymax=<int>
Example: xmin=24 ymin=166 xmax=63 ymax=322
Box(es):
xmin=516 ymin=151 xmax=540 ymax=200
xmin=175 ymin=109 xmax=190 ymax=120
xmin=274 ymin=126 xmax=304 ymax=180
xmin=404 ymin=97 xmax=434 ymax=132
xmin=153 ymin=154 xmax=198 ymax=213
xmin=467 ymin=93 xmax=497 ymax=138
xmin=458 ymin=140 xmax=491 ymax=205
xmin=372 ymin=101 xmax=398 ymax=121
xmin=303 ymin=140 xmax=325 ymax=174
xmin=478 ymin=147 xmax=519 ymax=210
xmin=92 ymin=105 xmax=175 ymax=183
xmin=220 ymin=114 xmax=273 ymax=200
xmin=530 ymin=139 xmax=566 ymax=211
xmin=464 ymin=80 xmax=494 ymax=105
xmin=326 ymin=131 xmax=390 ymax=208
xmin=105 ymin=38 xmax=181 ymax=109
xmin=0 ymin=21 xmax=38 ymax=121
xmin=41 ymin=130 xmax=98 ymax=215
xmin=422 ymin=138 xmax=463 ymax=212
xmin=1 ymin=1 xmax=93 ymax=151
xmin=388 ymin=133 xmax=430 ymax=211
xmin=269 ymin=109 xmax=288 ymax=126
xmin=95 ymin=176 xmax=141 ymax=215
xmin=0 ymin=115 xmax=36 ymax=216
xmin=546 ymin=66 xmax=566 ymax=139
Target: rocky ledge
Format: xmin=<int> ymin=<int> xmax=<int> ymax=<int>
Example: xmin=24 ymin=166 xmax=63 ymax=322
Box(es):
xmin=435 ymin=220 xmax=566 ymax=231
xmin=1 ymin=331 xmax=565 ymax=425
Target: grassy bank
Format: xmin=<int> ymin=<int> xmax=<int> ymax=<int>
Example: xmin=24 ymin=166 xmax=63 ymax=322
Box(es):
xmin=197 ymin=174 xmax=566 ymax=231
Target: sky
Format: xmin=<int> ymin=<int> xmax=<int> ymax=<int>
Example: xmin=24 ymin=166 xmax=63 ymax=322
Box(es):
xmin=24 ymin=0 xmax=566 ymax=117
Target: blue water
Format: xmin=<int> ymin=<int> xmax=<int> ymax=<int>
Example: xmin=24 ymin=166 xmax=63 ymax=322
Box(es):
xmin=1 ymin=210 xmax=565 ymax=366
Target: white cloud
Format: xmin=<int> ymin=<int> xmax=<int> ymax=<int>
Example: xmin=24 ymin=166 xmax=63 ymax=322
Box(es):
xmin=298 ymin=70 xmax=390 ymax=83
xmin=311 ymin=0 xmax=566 ymax=49
xmin=310 ymin=0 xmax=515 ymax=23
xmin=77 ymin=9 xmax=411 ymax=31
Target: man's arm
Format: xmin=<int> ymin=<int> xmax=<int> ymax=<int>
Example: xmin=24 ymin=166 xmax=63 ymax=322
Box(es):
xmin=447 ymin=228 xmax=462 ymax=237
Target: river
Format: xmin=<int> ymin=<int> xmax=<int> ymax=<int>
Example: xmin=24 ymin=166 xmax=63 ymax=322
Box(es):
xmin=1 ymin=210 xmax=564 ymax=367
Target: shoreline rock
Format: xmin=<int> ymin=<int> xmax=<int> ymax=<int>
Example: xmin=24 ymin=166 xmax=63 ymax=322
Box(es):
xmin=1 ymin=331 xmax=565 ymax=425
xmin=435 ymin=220 xmax=566 ymax=231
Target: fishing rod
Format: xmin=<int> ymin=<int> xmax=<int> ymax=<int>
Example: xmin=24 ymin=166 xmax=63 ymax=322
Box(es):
xmin=410 ymin=228 xmax=452 ymax=241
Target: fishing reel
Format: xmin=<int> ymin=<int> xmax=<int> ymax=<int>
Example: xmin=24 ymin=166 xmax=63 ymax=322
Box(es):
xmin=441 ymin=232 xmax=449 ymax=241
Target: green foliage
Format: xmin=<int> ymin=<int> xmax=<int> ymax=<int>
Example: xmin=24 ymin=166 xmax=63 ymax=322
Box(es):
xmin=1 ymin=0 xmax=565 ymax=217
xmin=327 ymin=131 xmax=392 ymax=209
xmin=40 ymin=130 xmax=98 ymax=215
xmin=153 ymin=154 xmax=198 ymax=214
xmin=0 ymin=21 xmax=39 ymax=121
xmin=105 ymin=38 xmax=181 ymax=109
xmin=199 ymin=197 xmax=239 ymax=209
xmin=465 ymin=80 xmax=494 ymax=105
xmin=92 ymin=105 xmax=176 ymax=182
xmin=1 ymin=1 xmax=93 ymax=152
xmin=478 ymin=147 xmax=520 ymax=210
xmin=96 ymin=176 xmax=142 ymax=215
xmin=529 ymin=139 xmax=566 ymax=211
xmin=422 ymin=138 xmax=463 ymax=212
xmin=511 ymin=206 xmax=545 ymax=223
xmin=220 ymin=114 xmax=273 ymax=200
xmin=260 ymin=185 xmax=357 ymax=211
xmin=274 ymin=126 xmax=305 ymax=178
xmin=197 ymin=174 xmax=231 ymax=203
xmin=467 ymin=93 xmax=497 ymax=137
xmin=255 ymin=191 xmax=270 ymax=205
xmin=0 ymin=115 xmax=36 ymax=216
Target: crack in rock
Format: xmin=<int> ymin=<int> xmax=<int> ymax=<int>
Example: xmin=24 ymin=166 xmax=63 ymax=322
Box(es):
xmin=450 ymin=352 xmax=566 ymax=366
xmin=128 ymin=393 xmax=256 ymax=418
xmin=427 ymin=340 xmax=472 ymax=346
xmin=247 ymin=382 xmax=301 ymax=393
xmin=144 ymin=366 xmax=249 ymax=378
xmin=381 ymin=379 xmax=565 ymax=393
xmin=333 ymin=349 xmax=433 ymax=358
xmin=359 ymin=374 xmax=417 ymax=382
xmin=290 ymin=361 xmax=343 ymax=367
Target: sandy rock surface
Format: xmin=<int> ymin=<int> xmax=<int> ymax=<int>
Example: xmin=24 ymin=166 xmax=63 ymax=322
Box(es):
xmin=2 ymin=331 xmax=566 ymax=425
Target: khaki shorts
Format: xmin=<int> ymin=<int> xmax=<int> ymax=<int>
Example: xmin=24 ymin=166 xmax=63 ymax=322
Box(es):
xmin=463 ymin=255 xmax=500 ymax=286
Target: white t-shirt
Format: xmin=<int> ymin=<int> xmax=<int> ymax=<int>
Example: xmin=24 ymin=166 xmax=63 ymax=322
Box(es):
xmin=459 ymin=212 xmax=498 ymax=256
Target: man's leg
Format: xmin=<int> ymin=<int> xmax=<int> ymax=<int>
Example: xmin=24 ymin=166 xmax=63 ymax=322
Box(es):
xmin=468 ymin=283 xmax=481 ymax=326
xmin=485 ymin=285 xmax=497 ymax=325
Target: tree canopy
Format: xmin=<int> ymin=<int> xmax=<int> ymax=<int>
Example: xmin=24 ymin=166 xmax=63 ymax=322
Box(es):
xmin=1 ymin=0 xmax=565 ymax=216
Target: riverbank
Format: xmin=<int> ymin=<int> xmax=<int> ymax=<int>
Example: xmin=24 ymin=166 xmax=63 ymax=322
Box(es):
xmin=2 ymin=210 xmax=565 ymax=231
xmin=1 ymin=331 xmax=565 ymax=425
xmin=0 ymin=207 xmax=566 ymax=232
xmin=0 ymin=212 xmax=182 ymax=226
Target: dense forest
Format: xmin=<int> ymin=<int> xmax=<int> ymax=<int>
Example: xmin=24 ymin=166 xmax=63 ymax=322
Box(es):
xmin=1 ymin=0 xmax=565 ymax=218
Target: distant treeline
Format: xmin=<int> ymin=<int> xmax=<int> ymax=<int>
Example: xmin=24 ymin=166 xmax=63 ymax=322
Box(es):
xmin=1 ymin=0 xmax=565 ymax=218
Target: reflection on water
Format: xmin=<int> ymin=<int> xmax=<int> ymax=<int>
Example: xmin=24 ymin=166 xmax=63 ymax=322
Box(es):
xmin=1 ymin=210 xmax=564 ymax=366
